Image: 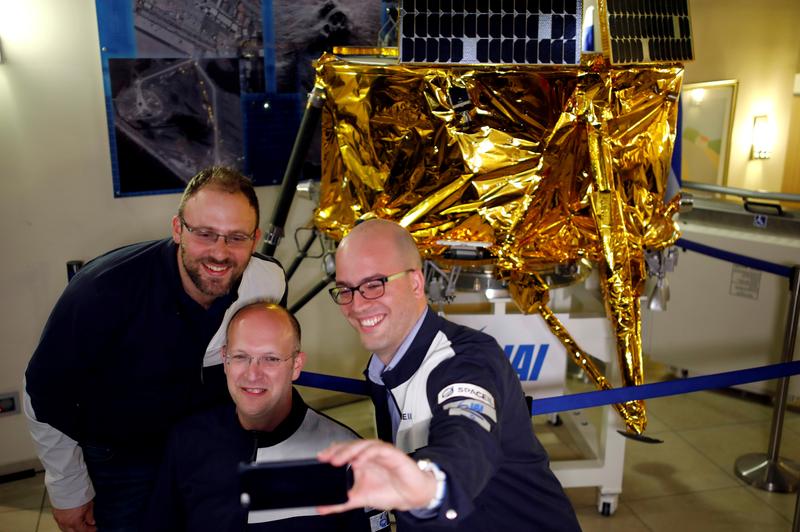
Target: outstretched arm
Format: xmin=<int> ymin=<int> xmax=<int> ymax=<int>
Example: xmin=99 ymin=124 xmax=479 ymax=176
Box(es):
xmin=23 ymin=384 xmax=95 ymax=514
xmin=316 ymin=440 xmax=437 ymax=515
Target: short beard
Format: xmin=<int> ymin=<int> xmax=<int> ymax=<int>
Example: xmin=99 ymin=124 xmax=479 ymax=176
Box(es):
xmin=181 ymin=243 xmax=238 ymax=299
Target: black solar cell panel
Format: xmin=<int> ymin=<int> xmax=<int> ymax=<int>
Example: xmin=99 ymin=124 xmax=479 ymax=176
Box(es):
xmin=603 ymin=0 xmax=694 ymax=63
xmin=398 ymin=0 xmax=583 ymax=64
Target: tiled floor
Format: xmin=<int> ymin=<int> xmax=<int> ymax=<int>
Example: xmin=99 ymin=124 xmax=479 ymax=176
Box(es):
xmin=2 ymin=367 xmax=799 ymax=531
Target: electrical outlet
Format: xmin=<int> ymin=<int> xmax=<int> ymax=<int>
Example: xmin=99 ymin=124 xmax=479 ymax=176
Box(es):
xmin=0 ymin=392 xmax=19 ymax=417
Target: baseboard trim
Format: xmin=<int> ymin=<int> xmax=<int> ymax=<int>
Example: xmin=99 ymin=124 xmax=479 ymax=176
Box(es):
xmin=0 ymin=458 xmax=43 ymax=484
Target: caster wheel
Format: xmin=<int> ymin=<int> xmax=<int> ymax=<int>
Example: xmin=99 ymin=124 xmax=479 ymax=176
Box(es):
xmin=597 ymin=494 xmax=618 ymax=516
xmin=547 ymin=414 xmax=562 ymax=426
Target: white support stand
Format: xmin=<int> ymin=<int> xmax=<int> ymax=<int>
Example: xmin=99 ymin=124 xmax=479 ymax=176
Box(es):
xmin=547 ymin=318 xmax=627 ymax=517
xmin=551 ymin=404 xmax=627 ymax=516
xmin=445 ymin=293 xmax=627 ymax=515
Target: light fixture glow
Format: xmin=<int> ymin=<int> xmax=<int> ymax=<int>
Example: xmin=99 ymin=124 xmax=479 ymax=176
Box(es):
xmin=688 ymin=88 xmax=705 ymax=106
xmin=751 ymin=115 xmax=772 ymax=160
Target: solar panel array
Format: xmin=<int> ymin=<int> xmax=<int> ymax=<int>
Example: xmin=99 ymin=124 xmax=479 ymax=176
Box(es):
xmin=603 ymin=0 xmax=693 ymax=63
xmin=399 ymin=0 xmax=584 ymax=65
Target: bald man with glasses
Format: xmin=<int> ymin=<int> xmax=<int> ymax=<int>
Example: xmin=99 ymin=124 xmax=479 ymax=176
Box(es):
xmin=25 ymin=167 xmax=286 ymax=531
xmin=144 ymin=302 xmax=388 ymax=532
xmin=317 ymin=219 xmax=580 ymax=532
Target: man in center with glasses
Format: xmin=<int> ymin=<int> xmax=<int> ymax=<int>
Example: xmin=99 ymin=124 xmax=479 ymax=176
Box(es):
xmin=144 ymin=301 xmax=388 ymax=531
xmin=316 ymin=219 xmax=580 ymax=531
xmin=25 ymin=167 xmax=286 ymax=531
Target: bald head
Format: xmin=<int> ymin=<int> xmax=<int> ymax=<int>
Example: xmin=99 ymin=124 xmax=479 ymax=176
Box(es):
xmin=333 ymin=219 xmax=428 ymax=363
xmin=226 ymin=302 xmax=301 ymax=353
xmin=337 ymin=219 xmax=422 ymax=271
xmin=223 ymin=301 xmax=306 ymax=431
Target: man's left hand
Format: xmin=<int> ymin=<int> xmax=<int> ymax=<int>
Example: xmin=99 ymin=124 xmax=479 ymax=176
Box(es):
xmin=316 ymin=440 xmax=437 ymax=514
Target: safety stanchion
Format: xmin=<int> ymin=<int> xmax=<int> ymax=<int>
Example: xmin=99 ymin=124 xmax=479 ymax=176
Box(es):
xmin=676 ymin=238 xmax=799 ymax=495
xmin=734 ymin=266 xmax=800 ymax=493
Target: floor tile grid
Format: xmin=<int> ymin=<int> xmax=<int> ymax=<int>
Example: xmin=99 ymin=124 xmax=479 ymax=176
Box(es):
xmin=554 ymin=363 xmax=800 ymax=530
xmin=0 ymin=473 xmax=46 ymax=532
xmin=620 ymin=433 xmax=794 ymax=530
xmin=607 ymin=388 xmax=798 ymax=530
xmin=669 ymin=418 xmax=799 ymax=524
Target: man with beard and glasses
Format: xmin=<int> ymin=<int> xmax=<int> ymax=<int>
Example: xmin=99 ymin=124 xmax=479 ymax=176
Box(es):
xmin=24 ymin=167 xmax=286 ymax=532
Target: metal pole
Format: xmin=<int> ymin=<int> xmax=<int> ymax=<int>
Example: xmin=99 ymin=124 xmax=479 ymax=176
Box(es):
xmin=261 ymin=86 xmax=326 ymax=257
xmin=288 ymin=276 xmax=334 ymax=314
xmin=734 ymin=266 xmax=800 ymax=492
xmin=285 ymin=231 xmax=318 ymax=281
xmin=681 ymin=180 xmax=800 ymax=203
xmin=766 ymin=267 xmax=799 ymax=464
xmin=794 ymin=481 xmax=800 ymax=532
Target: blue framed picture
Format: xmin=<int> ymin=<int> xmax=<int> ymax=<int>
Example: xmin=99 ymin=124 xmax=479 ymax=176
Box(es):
xmin=95 ymin=0 xmax=387 ymax=196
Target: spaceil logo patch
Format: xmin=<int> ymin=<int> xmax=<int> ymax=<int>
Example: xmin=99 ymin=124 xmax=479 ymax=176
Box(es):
xmin=504 ymin=344 xmax=549 ymax=381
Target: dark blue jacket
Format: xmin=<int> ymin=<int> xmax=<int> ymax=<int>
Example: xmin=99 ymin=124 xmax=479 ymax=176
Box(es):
xmin=26 ymin=238 xmax=286 ymax=449
xmin=144 ymin=389 xmax=386 ymax=531
xmin=366 ymin=309 xmax=581 ymax=531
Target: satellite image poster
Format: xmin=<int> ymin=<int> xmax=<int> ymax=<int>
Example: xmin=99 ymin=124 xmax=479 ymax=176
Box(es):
xmin=95 ymin=0 xmax=386 ymax=196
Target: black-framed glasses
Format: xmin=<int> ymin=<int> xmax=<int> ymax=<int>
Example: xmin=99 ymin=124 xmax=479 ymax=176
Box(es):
xmin=328 ymin=269 xmax=415 ymax=305
xmin=224 ymin=351 xmax=297 ymax=369
xmin=180 ymin=217 xmax=256 ymax=248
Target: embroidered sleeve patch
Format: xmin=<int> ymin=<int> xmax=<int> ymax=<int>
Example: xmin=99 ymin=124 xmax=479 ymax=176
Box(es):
xmin=447 ymin=407 xmax=492 ymax=432
xmin=437 ymin=383 xmax=496 ymax=409
xmin=369 ymin=510 xmax=391 ymax=531
xmin=442 ymin=399 xmax=497 ymax=423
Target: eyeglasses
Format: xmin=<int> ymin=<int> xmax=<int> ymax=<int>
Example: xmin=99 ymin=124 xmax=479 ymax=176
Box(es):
xmin=180 ymin=217 xmax=256 ymax=248
xmin=224 ymin=352 xmax=297 ymax=369
xmin=328 ymin=269 xmax=415 ymax=305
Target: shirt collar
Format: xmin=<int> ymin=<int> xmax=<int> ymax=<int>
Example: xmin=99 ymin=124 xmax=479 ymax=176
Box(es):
xmin=367 ymin=307 xmax=429 ymax=386
xmin=241 ymin=387 xmax=308 ymax=448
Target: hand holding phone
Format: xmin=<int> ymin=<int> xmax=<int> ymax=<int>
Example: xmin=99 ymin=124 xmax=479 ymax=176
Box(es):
xmin=238 ymin=459 xmax=352 ymax=510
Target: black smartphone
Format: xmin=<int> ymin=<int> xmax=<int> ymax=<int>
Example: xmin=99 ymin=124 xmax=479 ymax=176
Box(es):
xmin=238 ymin=459 xmax=352 ymax=510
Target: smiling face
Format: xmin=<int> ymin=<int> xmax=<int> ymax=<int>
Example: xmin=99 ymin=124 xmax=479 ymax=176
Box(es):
xmin=171 ymin=187 xmax=261 ymax=308
xmin=334 ymin=220 xmax=427 ymax=364
xmin=223 ymin=305 xmax=305 ymax=432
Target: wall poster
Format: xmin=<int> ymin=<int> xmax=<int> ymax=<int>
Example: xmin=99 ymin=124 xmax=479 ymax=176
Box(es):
xmin=680 ymin=79 xmax=738 ymax=187
xmin=96 ymin=0 xmax=387 ymax=196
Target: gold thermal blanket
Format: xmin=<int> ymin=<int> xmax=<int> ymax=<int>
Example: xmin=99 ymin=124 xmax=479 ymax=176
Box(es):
xmin=313 ymin=52 xmax=682 ymax=434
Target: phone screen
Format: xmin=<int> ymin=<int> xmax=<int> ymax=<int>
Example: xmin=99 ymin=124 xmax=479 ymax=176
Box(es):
xmin=238 ymin=459 xmax=351 ymax=510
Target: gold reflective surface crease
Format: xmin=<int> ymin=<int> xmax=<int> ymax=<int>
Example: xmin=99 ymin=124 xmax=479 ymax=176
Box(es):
xmin=314 ymin=53 xmax=683 ymax=434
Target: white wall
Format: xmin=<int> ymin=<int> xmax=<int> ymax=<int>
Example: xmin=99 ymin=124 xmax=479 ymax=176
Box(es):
xmin=0 ymin=0 xmax=367 ymax=471
xmin=686 ymin=0 xmax=800 ymax=192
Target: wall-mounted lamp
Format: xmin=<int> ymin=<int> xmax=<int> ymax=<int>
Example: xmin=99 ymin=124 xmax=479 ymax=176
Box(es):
xmin=751 ymin=115 xmax=772 ymax=160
